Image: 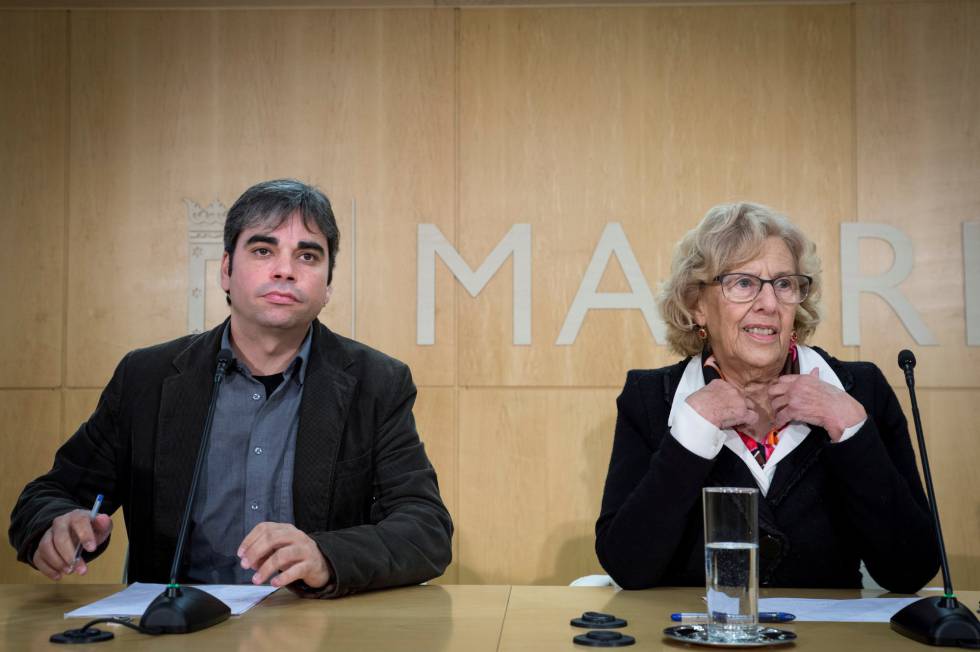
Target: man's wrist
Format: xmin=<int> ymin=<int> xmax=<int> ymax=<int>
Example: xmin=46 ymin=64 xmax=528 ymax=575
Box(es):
xmin=290 ymin=551 xmax=337 ymax=596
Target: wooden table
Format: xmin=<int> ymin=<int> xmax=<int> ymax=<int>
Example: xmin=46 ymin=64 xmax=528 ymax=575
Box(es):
xmin=500 ymin=586 xmax=980 ymax=651
xmin=1 ymin=583 xmax=976 ymax=650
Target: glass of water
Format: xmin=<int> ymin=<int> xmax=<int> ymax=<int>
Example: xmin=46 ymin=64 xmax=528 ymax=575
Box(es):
xmin=703 ymin=486 xmax=759 ymax=642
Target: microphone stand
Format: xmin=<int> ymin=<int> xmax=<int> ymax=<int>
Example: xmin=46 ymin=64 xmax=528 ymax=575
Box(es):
xmin=889 ymin=350 xmax=980 ymax=648
xmin=139 ymin=351 xmax=235 ymax=634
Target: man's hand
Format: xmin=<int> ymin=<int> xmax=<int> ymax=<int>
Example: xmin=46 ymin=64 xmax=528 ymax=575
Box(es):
xmin=32 ymin=511 xmax=113 ymax=580
xmin=686 ymin=379 xmax=760 ymax=431
xmin=238 ymin=522 xmax=332 ymax=590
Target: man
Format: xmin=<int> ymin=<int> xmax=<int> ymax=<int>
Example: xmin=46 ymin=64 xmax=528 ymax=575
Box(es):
xmin=9 ymin=179 xmax=453 ymax=597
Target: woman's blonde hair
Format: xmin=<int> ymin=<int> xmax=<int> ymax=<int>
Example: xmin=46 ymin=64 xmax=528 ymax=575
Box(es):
xmin=658 ymin=202 xmax=822 ymax=357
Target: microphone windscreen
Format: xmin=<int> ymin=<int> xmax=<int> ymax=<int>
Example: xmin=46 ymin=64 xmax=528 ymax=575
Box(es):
xmin=216 ymin=348 xmax=235 ymax=374
xmin=898 ymin=349 xmax=916 ymax=370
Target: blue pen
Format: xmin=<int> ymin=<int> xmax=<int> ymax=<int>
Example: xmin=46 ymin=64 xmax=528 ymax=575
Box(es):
xmin=69 ymin=494 xmax=104 ymax=572
xmin=671 ymin=612 xmax=795 ymax=623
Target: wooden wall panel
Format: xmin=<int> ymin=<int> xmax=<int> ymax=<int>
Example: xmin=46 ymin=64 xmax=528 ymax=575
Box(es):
xmin=204 ymin=258 xmax=230 ymax=330
xmin=0 ymin=391 xmax=62 ymax=582
xmin=0 ymin=12 xmax=66 ymax=389
xmin=855 ymin=1 xmax=980 ymax=589
xmin=1 ymin=389 xmax=129 ymax=584
xmin=414 ymin=387 xmax=458 ymax=584
xmin=456 ymin=5 xmax=855 ymax=388
xmin=67 ymin=9 xmax=455 ymax=388
xmin=896 ymin=389 xmax=980 ymax=590
xmin=458 ymin=389 xmax=616 ymax=585
xmin=347 ymin=11 xmax=456 ymax=386
xmin=856 ymin=1 xmax=980 ymax=388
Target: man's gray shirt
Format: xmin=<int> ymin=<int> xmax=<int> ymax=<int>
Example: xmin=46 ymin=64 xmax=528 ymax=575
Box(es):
xmin=185 ymin=325 xmax=312 ymax=584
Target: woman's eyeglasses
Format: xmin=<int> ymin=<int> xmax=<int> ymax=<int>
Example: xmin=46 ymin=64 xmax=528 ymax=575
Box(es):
xmin=707 ymin=273 xmax=812 ymax=304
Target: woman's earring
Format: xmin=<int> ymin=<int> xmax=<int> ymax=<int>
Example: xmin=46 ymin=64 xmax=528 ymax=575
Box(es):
xmin=790 ymin=330 xmax=798 ymax=345
xmin=697 ymin=326 xmax=708 ymax=340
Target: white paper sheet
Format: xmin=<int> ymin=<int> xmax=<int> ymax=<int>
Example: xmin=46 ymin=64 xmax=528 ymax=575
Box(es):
xmin=758 ymin=596 xmax=922 ymax=622
xmin=65 ymin=582 xmax=279 ymax=618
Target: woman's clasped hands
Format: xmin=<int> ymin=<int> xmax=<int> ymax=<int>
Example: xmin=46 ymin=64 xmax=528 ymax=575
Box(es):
xmin=686 ymin=368 xmax=866 ymax=442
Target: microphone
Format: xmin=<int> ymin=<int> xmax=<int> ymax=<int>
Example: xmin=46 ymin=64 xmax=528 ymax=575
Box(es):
xmin=139 ymin=349 xmax=235 ymax=634
xmin=898 ymin=349 xmax=916 ymax=387
xmin=889 ymin=350 xmax=980 ymax=648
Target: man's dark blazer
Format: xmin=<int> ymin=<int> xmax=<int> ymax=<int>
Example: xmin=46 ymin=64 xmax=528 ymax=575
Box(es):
xmin=595 ymin=347 xmax=939 ymax=594
xmin=9 ymin=319 xmax=453 ymax=597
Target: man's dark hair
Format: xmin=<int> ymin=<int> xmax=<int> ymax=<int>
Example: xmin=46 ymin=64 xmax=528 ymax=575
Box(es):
xmin=224 ymin=178 xmax=340 ymax=285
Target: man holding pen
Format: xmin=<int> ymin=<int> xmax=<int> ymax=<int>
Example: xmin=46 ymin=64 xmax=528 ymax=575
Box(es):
xmin=9 ymin=179 xmax=453 ymax=597
xmin=65 ymin=495 xmax=104 ymax=577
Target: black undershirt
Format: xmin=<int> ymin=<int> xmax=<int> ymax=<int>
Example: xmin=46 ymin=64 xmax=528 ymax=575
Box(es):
xmin=254 ymin=373 xmax=284 ymax=398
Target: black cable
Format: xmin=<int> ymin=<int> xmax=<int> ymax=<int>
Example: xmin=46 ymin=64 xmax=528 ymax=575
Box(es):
xmin=78 ymin=617 xmax=160 ymax=635
xmin=51 ymin=616 xmax=163 ymax=643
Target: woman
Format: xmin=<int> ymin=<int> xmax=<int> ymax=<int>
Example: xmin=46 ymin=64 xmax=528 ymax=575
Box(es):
xmin=595 ymin=202 xmax=939 ymax=592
